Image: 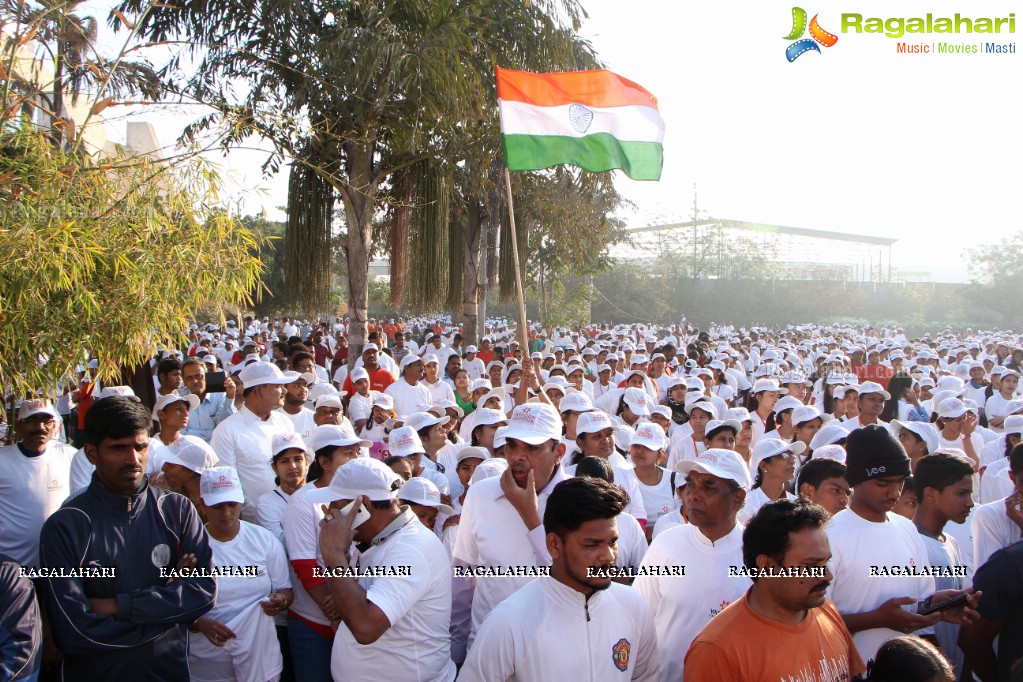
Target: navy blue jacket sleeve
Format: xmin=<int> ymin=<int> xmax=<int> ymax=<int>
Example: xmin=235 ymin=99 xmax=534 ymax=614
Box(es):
xmin=0 ymin=555 xmax=41 ymax=682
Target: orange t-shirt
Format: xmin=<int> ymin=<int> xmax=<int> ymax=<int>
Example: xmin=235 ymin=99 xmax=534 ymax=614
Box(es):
xmin=683 ymin=593 xmax=865 ymax=682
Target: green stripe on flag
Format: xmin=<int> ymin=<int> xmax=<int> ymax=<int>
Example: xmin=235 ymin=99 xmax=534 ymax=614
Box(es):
xmin=502 ymin=133 xmax=663 ymax=181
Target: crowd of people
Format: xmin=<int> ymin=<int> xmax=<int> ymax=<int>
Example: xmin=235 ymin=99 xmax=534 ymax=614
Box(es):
xmin=3 ymin=314 xmax=1023 ymax=681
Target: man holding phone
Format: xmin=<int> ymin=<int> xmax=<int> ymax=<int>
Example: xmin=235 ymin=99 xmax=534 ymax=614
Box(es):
xmin=180 ymin=357 xmax=236 ymax=443
xmin=314 ymin=458 xmax=456 ymax=682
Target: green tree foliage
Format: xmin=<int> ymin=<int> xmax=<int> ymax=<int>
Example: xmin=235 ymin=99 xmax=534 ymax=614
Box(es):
xmin=964 ymin=232 xmax=1023 ymax=326
xmin=0 ymin=125 xmax=266 ymax=396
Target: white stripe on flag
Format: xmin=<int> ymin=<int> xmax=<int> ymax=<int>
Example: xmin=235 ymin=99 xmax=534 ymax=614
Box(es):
xmin=499 ymin=100 xmax=665 ymax=144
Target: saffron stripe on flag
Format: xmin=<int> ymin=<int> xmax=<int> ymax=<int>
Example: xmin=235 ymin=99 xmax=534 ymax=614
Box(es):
xmin=502 ymin=133 xmax=663 ymax=181
xmin=496 ymin=66 xmax=658 ymax=109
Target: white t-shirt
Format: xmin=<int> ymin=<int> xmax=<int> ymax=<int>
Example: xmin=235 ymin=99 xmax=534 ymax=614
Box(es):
xmin=421 ymin=378 xmax=456 ymax=407
xmin=634 ymin=523 xmax=751 ymax=682
xmin=0 ymin=442 xmax=76 ymax=567
xmin=331 ymin=512 xmax=456 ymax=682
xmin=979 ymin=460 xmax=1014 ymax=505
xmin=825 ymin=509 xmax=935 ymax=660
xmin=938 ymin=432 xmax=985 ymax=462
xmin=737 ymin=488 xmax=797 ymax=526
xmin=385 ymin=380 xmax=432 ymax=419
xmin=458 ymin=577 xmax=659 ymax=682
xmin=188 ymin=521 xmax=290 ymax=682
xmin=971 ymin=495 xmax=1022 ymax=569
xmin=211 ymin=406 xmax=295 ymax=522
xmin=651 ymin=509 xmax=686 ymax=541
xmin=348 ymin=391 xmax=376 ymax=425
xmin=282 ymin=480 xmax=329 ymax=626
xmin=635 ymin=467 xmax=679 ymax=526
xmin=276 ymin=406 xmax=315 ymax=438
xmin=614 ymin=512 xmax=649 ymax=569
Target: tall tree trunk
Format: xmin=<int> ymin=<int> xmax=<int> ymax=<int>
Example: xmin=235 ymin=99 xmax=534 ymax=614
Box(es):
xmin=461 ymin=201 xmax=482 ymax=346
xmin=342 ymin=141 xmax=376 ymax=367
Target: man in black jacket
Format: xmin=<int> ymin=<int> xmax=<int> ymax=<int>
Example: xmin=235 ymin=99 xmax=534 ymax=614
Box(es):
xmin=0 ymin=553 xmax=40 ymax=681
xmin=38 ymin=396 xmax=216 ymax=681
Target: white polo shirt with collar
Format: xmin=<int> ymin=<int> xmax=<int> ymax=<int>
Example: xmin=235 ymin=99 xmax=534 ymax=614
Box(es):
xmin=634 ymin=522 xmax=750 ymax=682
xmin=452 ymin=465 xmax=571 ymax=643
xmin=211 ymin=405 xmax=295 ymax=521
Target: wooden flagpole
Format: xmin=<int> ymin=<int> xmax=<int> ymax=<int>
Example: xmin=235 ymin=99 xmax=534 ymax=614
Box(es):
xmin=503 ymin=168 xmax=531 ymax=355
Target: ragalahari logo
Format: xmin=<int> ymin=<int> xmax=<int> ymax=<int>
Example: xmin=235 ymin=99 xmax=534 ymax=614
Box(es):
xmin=784 ymin=7 xmax=839 ymax=61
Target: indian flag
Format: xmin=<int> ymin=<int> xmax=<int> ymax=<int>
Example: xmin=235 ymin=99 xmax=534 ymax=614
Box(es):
xmin=496 ymin=66 xmax=665 ymax=181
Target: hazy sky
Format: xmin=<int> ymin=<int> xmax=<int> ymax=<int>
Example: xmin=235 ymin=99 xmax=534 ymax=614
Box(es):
xmin=83 ymin=0 xmax=1021 ymax=282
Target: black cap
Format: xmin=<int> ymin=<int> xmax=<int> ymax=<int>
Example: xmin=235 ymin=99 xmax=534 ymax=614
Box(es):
xmin=844 ymin=424 xmax=910 ymax=487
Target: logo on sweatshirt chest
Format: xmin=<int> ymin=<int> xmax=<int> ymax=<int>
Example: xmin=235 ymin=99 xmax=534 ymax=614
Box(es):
xmin=151 ymin=544 xmax=171 ymax=568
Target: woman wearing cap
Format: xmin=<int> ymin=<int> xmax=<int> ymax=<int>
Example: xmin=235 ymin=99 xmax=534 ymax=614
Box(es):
xmin=985 ymin=368 xmax=1020 ymax=432
xmin=839 ymin=385 xmax=860 ymax=423
xmin=822 ymin=376 xmax=846 ymax=420
xmin=708 ymin=363 xmax=735 ymax=407
xmin=189 ymin=467 xmax=292 ymax=682
xmin=389 ymin=422 xmax=451 ymax=503
xmin=147 ymin=393 xmax=200 ymax=477
xmin=747 ymin=379 xmax=783 ymax=446
xmin=935 ymin=398 xmax=982 ymax=469
xmin=791 ymin=406 xmax=824 ymax=460
xmin=629 ymin=422 xmax=677 ymax=541
xmin=661 ymin=379 xmax=689 ymax=426
xmin=739 ymin=439 xmax=802 ymax=525
xmin=156 ymin=436 xmax=220 ymax=520
xmin=359 ymin=395 xmax=395 ymax=460
xmin=256 ymin=433 xmax=310 ymax=545
xmin=892 ymin=421 xmax=937 ymax=473
xmin=399 ymin=476 xmax=454 ymax=532
xmin=763 ymin=396 xmax=801 ymax=443
xmin=666 ymin=398 xmax=715 ymax=471
xmin=720 ymin=409 xmax=750 ymax=464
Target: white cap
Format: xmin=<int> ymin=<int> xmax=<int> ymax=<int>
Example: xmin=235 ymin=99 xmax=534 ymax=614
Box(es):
xmin=307 ymin=457 xmax=402 ymax=504
xmin=792 ymin=405 xmax=823 ymax=427
xmin=650 ymin=405 xmax=672 ymax=421
xmin=387 ymin=425 xmax=425 ymax=457
xmin=774 ymin=396 xmax=804 ymax=414
xmin=239 ymin=362 xmax=299 ymax=389
xmin=362 ymin=343 xmax=379 ymax=353
xmin=350 ymin=367 xmax=370 ymax=383
xmin=1001 ymin=367 xmax=1021 ymax=379
xmin=725 ymin=407 xmax=754 ymax=423
xmin=750 ymin=438 xmax=806 ymax=475
xmin=471 ymin=408 xmax=508 ymax=428
xmin=405 ymin=411 xmax=450 ymax=432
xmin=937 ymin=397 xmax=968 ymax=419
xmin=271 ymin=432 xmax=309 ymax=459
xmin=457 ymin=446 xmax=490 ymax=463
xmin=470 ymin=458 xmax=508 ymax=485
xmin=810 ymin=423 xmax=849 ymax=450
xmin=812 ymin=444 xmax=847 ymax=464
xmin=752 ymin=378 xmax=787 ymax=395
xmin=501 ymin=403 xmax=563 ymax=445
xmin=684 ymin=396 xmax=718 ymax=418
xmin=99 ymin=386 xmax=140 ymax=401
xmin=576 ymin=410 xmax=615 ymax=436
xmin=675 ymin=448 xmax=752 ymax=490
xmin=160 ymin=436 xmax=220 ymax=474
xmin=465 ymin=345 xmax=478 ymax=354
xmin=365 ymin=394 xmax=391 ymax=412
xmin=705 ymin=419 xmax=742 ymax=436
xmin=422 ymin=353 xmax=440 ymax=366
xmin=151 ymin=393 xmax=200 ymax=419
xmin=1003 ymin=414 xmax=1023 ymax=437
xmin=631 ymin=422 xmax=666 ymax=450
xmin=559 ymin=392 xmax=593 ymax=414
xmin=857 ymin=381 xmax=891 ymax=401
xmin=17 ymin=399 xmax=59 ymax=421
xmin=200 ymin=467 xmax=245 ymax=505
xmin=314 ymin=394 xmax=344 ymax=411
xmin=309 ymin=423 xmax=371 ymax=451
xmin=399 ymin=477 xmax=453 ymax=515
xmin=891 ymin=420 xmax=939 ymax=453
xmin=470 ymin=379 xmax=493 ymax=393
xmin=399 ymin=355 xmax=423 ymax=371
xmin=623 ymin=387 xmax=651 ymax=416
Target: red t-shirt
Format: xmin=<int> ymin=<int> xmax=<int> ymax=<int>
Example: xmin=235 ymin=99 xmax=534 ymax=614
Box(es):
xmin=342 ymin=367 xmax=394 ymax=396
xmin=477 ymin=350 xmax=494 ymax=365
